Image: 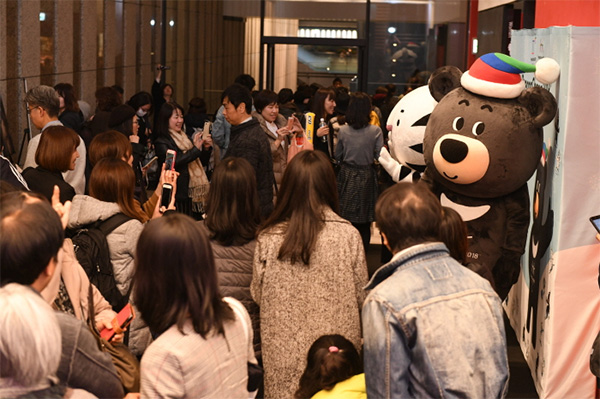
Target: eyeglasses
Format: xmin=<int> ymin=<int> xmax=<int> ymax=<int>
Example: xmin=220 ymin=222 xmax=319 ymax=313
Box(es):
xmin=27 ymin=106 xmax=40 ymax=115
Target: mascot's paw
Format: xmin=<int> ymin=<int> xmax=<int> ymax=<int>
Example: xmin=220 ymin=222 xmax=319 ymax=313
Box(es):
xmin=378 ymin=147 xmax=402 ymax=183
xmin=493 ymin=250 xmax=522 ymax=300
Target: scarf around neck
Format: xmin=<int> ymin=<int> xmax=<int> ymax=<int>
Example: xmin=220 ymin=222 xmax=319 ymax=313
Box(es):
xmin=169 ymin=128 xmax=210 ymax=212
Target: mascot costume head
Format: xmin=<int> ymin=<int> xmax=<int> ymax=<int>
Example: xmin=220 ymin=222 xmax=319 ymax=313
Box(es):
xmin=378 ymin=85 xmax=437 ymax=183
xmin=423 ymin=53 xmax=559 ymax=299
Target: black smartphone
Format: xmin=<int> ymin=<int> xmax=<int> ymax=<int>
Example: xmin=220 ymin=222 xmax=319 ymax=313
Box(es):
xmin=161 ymin=183 xmax=173 ymax=208
xmin=591 ymin=215 xmax=600 ymax=234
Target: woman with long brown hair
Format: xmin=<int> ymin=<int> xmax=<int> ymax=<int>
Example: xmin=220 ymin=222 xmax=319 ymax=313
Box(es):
xmin=251 ymin=150 xmax=368 ymax=398
xmin=201 ymin=157 xmax=262 ymax=364
xmin=134 ymin=213 xmax=257 ymax=398
xmin=67 ymin=158 xmax=151 ymax=355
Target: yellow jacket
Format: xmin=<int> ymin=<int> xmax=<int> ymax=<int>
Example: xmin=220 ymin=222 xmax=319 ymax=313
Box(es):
xmin=311 ymin=373 xmax=366 ymax=399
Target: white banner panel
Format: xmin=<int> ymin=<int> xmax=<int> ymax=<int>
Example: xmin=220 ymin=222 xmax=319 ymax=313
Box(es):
xmin=506 ymin=26 xmax=600 ymax=399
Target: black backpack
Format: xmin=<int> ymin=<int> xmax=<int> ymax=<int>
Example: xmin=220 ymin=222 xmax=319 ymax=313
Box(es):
xmin=68 ymin=213 xmax=132 ymax=311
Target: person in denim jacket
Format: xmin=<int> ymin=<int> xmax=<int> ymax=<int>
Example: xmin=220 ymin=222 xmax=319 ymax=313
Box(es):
xmin=362 ymin=183 xmax=509 ymax=398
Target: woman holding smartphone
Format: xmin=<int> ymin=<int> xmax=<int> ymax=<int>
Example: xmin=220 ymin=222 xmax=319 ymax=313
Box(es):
xmin=252 ymin=90 xmax=293 ymax=196
xmin=154 ymin=102 xmax=212 ymax=219
xmin=68 ymin=158 xmax=151 ymax=355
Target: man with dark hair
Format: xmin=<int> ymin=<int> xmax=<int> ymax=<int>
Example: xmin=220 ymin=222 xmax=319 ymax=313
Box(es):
xmin=362 ymin=183 xmax=509 ymax=398
xmin=212 ymin=74 xmax=256 ymax=156
xmin=221 ymin=84 xmax=274 ymax=218
xmin=0 ymin=191 xmax=124 ymax=398
xmin=23 ymin=85 xmax=86 ymax=194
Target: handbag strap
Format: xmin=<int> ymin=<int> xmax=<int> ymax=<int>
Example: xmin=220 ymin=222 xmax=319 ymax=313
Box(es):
xmin=224 ymin=297 xmax=249 ymax=344
xmin=87 ymin=284 xmax=100 ymax=335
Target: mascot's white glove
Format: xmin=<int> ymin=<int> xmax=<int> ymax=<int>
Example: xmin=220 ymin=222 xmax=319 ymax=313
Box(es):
xmin=378 ymin=147 xmax=402 ymax=183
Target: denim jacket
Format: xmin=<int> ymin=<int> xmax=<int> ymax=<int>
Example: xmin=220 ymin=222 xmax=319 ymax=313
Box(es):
xmin=362 ymin=242 xmax=509 ymax=399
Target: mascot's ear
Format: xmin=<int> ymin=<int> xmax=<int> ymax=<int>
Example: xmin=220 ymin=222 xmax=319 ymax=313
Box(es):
xmin=517 ymin=87 xmax=558 ymax=128
xmin=428 ymin=66 xmax=462 ymax=102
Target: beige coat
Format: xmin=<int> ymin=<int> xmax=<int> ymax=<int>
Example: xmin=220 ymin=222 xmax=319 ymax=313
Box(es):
xmin=251 ymin=208 xmax=368 ymax=398
xmin=41 ymin=239 xmax=116 ymax=328
xmin=252 ymin=111 xmax=288 ymax=197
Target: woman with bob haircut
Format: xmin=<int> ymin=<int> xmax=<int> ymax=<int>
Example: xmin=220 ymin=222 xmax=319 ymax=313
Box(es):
xmin=68 ymin=158 xmax=151 ymax=355
xmin=251 ymin=150 xmax=368 ymax=398
xmin=201 ymin=157 xmax=262 ymax=358
xmin=0 ymin=283 xmax=63 ymax=398
xmin=134 ymin=213 xmax=257 ymax=398
xmin=252 ymin=89 xmax=292 ymax=197
xmin=155 ymin=101 xmax=212 ymax=219
xmin=22 ymin=125 xmax=80 ymax=203
xmin=335 ymin=91 xmax=383 ymax=251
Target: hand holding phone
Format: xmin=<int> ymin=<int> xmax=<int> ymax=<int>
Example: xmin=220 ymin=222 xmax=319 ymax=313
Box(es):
xmin=165 ymin=149 xmax=176 ymax=171
xmin=100 ymin=303 xmax=135 ymax=341
xmin=202 ymin=121 xmax=212 ymax=140
xmin=160 ymin=183 xmax=173 ymax=211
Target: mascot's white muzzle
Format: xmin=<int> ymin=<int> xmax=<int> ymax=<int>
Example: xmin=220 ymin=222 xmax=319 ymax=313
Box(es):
xmin=433 ymin=133 xmax=490 ymax=184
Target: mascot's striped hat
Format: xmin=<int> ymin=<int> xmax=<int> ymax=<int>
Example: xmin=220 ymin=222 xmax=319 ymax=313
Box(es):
xmin=461 ymin=53 xmax=560 ymax=99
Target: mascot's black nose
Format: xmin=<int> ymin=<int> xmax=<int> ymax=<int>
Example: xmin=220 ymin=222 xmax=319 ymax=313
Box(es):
xmin=440 ymin=138 xmax=468 ymax=163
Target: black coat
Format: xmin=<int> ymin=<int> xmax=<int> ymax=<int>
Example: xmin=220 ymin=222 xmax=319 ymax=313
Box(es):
xmin=154 ymin=134 xmax=211 ymax=202
xmin=224 ymin=118 xmax=274 ymax=219
xmin=22 ymin=166 xmax=75 ymax=203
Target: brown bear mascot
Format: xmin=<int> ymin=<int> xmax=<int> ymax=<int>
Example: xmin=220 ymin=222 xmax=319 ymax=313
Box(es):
xmin=423 ymin=53 xmax=559 ymax=299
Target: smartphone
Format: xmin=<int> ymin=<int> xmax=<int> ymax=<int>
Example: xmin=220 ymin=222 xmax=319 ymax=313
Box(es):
xmin=591 ymin=215 xmax=600 ymax=234
xmin=202 ymin=121 xmax=212 ymax=140
xmin=287 ymin=116 xmax=294 ymax=130
xmin=161 ymin=183 xmax=173 ymax=208
xmin=142 ymin=156 xmax=158 ymax=169
xmin=165 ymin=149 xmax=176 ymax=170
xmin=100 ymin=303 xmax=135 ymax=341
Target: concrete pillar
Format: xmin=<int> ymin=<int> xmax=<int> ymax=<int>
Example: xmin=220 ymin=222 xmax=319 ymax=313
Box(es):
xmin=0 ymin=1 xmax=7 ymax=102
xmin=79 ymin=0 xmax=98 ymax=108
xmin=139 ymin=1 xmax=154 ymax=93
xmin=175 ymin=0 xmax=187 ymax=104
xmin=54 ymin=0 xmax=74 ymax=85
xmin=18 ymin=0 xmax=42 ymax=162
xmin=123 ymin=0 xmax=137 ymax=99
xmin=103 ymin=0 xmax=116 ymax=86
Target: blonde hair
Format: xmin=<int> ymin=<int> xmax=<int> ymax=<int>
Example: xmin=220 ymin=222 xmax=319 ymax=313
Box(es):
xmin=0 ymin=283 xmax=61 ymax=387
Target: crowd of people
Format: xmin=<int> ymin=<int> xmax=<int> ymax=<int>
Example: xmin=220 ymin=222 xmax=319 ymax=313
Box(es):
xmin=0 ymin=71 xmax=512 ymax=399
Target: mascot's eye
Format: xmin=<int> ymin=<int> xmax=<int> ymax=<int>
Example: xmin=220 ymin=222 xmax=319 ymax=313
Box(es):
xmin=396 ymin=119 xmax=400 ymax=127
xmin=472 ymin=121 xmax=485 ymax=136
xmin=452 ymin=117 xmax=464 ymax=131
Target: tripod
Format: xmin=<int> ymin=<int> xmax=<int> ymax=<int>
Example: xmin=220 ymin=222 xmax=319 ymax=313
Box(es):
xmin=17 ymin=78 xmax=32 ymax=165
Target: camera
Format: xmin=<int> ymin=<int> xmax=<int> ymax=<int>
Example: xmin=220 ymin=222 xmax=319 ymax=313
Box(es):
xmin=157 ymin=65 xmax=171 ymax=71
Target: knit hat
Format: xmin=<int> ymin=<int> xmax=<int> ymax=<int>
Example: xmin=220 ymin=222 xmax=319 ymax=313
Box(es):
xmin=461 ymin=53 xmax=560 ymax=99
xmin=108 ymin=104 xmax=136 ymax=128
